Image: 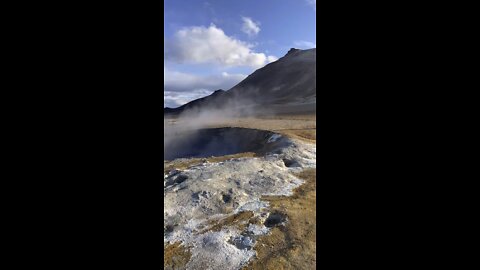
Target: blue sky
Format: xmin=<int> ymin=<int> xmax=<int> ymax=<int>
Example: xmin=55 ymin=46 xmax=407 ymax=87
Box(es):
xmin=164 ymin=0 xmax=316 ymax=108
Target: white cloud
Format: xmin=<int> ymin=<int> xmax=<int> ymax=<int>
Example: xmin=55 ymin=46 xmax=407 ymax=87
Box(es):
xmin=165 ymin=24 xmax=276 ymax=68
xmin=241 ymin=17 xmax=260 ymax=37
xmin=267 ymin=55 xmax=279 ymax=62
xmin=164 ymin=67 xmax=247 ymax=108
xmin=294 ymin=40 xmax=316 ymax=49
xmin=164 ymin=89 xmax=213 ymax=108
xmin=164 ymin=67 xmax=247 ymax=92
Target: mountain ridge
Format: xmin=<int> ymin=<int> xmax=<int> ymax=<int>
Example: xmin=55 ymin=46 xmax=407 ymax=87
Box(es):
xmin=164 ymin=48 xmax=316 ymax=116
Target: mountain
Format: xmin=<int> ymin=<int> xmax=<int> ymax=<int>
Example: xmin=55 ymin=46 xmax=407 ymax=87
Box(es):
xmin=164 ymin=48 xmax=316 ymax=116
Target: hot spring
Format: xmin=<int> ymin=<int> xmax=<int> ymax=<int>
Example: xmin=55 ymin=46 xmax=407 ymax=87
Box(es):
xmin=164 ymin=127 xmax=284 ymax=160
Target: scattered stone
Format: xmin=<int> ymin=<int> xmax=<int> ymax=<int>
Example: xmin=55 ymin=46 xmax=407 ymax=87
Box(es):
xmin=264 ymin=212 xmax=288 ymax=228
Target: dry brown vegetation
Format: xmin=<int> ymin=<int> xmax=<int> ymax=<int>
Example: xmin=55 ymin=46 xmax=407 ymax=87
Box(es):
xmin=242 ymin=169 xmax=316 ymax=270
xmin=198 ymin=211 xmax=255 ymax=234
xmin=203 ymin=115 xmax=316 ymax=143
xmin=164 ymin=242 xmax=192 ymax=270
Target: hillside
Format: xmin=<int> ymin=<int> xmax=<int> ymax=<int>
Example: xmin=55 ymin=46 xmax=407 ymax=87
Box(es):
xmin=164 ymin=48 xmax=316 ymax=116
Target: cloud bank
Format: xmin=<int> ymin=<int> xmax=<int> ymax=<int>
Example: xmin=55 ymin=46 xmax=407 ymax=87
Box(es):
xmin=164 ymin=89 xmax=212 ymax=108
xmin=164 ymin=68 xmax=247 ymax=93
xmin=164 ymin=68 xmax=247 ymax=108
xmin=165 ymin=24 xmax=276 ymax=68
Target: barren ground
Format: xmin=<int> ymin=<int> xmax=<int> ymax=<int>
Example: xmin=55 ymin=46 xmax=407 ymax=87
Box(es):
xmin=164 ymin=113 xmax=316 ymax=270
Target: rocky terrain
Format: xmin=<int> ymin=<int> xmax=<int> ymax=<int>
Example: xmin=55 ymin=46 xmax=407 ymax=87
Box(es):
xmin=164 ymin=126 xmax=315 ymax=270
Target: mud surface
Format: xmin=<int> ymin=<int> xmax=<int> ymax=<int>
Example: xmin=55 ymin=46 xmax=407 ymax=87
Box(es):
xmin=164 ymin=128 xmax=277 ymax=160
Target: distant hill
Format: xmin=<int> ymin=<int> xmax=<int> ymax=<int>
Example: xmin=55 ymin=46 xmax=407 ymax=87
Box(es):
xmin=164 ymin=48 xmax=316 ymax=116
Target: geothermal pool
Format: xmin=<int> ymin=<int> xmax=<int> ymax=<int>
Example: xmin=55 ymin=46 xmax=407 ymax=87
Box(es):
xmin=164 ymin=127 xmax=284 ymax=160
xmin=164 ymin=127 xmax=316 ymax=270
